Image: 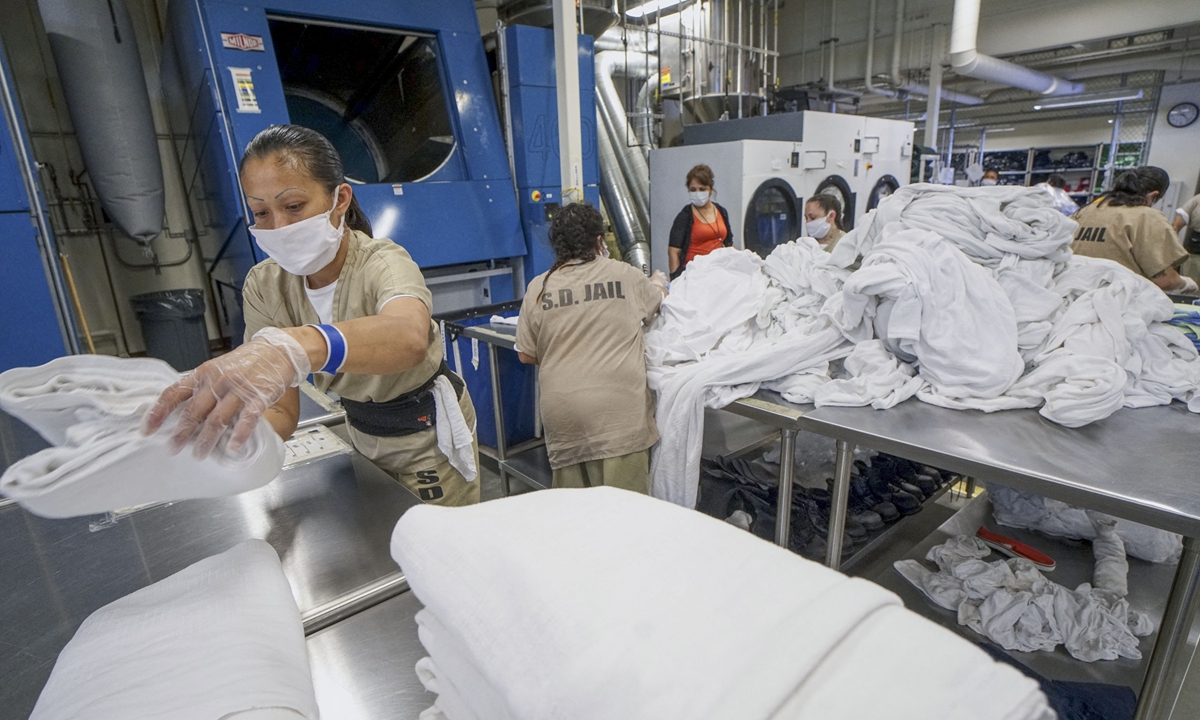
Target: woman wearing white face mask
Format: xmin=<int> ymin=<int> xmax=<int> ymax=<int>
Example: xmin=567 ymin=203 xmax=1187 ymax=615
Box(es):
xmin=980 ymin=169 xmax=1000 ymax=186
xmin=516 ymin=203 xmax=667 ymax=492
xmin=667 ymin=164 xmax=733 ymax=278
xmin=144 ymin=125 xmax=480 ymax=505
xmin=804 ymin=194 xmax=845 ymax=252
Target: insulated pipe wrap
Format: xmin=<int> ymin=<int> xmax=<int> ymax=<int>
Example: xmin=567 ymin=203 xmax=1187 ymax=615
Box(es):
xmin=948 ymin=0 xmax=1084 ymax=96
xmin=39 ymin=0 xmax=165 ymax=244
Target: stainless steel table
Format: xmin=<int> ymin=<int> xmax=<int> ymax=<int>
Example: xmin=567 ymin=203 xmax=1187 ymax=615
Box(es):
xmin=0 ymin=444 xmax=421 ymax=720
xmin=307 ymin=589 xmax=434 ymax=719
xmin=798 ymin=399 xmax=1200 ymax=720
xmin=718 ymin=391 xmax=813 ymax=549
xmin=454 ymin=323 xmax=549 ymax=494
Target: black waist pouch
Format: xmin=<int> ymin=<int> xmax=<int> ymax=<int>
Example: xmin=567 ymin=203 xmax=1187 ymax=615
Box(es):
xmin=340 ymin=361 xmax=465 ymax=438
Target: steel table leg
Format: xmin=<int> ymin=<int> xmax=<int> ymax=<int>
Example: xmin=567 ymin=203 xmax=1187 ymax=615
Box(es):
xmin=1135 ymin=535 xmax=1200 ymax=720
xmin=825 ymin=440 xmax=855 ymax=570
xmin=487 ymin=343 xmax=510 ymax=497
xmin=774 ymin=429 xmax=796 ymax=548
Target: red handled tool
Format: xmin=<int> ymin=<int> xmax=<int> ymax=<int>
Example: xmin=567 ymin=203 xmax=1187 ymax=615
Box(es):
xmin=977 ymin=527 xmax=1056 ymax=571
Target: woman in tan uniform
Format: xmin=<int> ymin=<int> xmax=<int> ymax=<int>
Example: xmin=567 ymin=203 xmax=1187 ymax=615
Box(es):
xmin=516 ymin=203 xmax=667 ymax=492
xmin=804 ymin=194 xmax=846 ymax=252
xmin=144 ymin=125 xmax=479 ymax=505
xmin=1070 ymin=166 xmax=1197 ymax=295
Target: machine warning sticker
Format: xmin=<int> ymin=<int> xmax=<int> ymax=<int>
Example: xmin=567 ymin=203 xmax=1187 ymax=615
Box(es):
xmin=221 ymin=32 xmax=265 ymax=51
xmin=228 ymin=67 xmax=261 ymax=114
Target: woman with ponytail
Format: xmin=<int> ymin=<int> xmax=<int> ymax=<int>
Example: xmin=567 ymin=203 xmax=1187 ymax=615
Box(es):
xmin=144 ymin=124 xmax=481 ymax=506
xmin=1071 ymin=166 xmax=1196 ymax=294
xmin=516 ymin=202 xmax=668 ymax=493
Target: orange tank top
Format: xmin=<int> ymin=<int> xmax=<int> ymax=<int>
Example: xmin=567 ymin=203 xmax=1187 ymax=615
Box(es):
xmin=686 ymin=207 xmax=727 ymax=264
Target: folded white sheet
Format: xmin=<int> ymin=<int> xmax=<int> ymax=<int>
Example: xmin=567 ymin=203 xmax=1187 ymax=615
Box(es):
xmin=1 ymin=411 xmax=284 ymax=518
xmin=391 ymin=487 xmax=1050 ymax=720
xmin=0 ymin=355 xmax=180 ymax=444
xmin=30 ymin=540 xmax=318 ymax=720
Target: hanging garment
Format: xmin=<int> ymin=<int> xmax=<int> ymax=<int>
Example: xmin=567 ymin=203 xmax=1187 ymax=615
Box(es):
xmin=390 ymin=487 xmax=1052 ymax=720
xmin=29 ymin=540 xmax=318 ymax=720
xmin=433 ymin=376 xmax=477 ymax=483
xmin=894 ymin=534 xmax=1153 ymax=663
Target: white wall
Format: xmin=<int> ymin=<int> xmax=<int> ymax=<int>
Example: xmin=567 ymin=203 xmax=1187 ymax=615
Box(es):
xmin=0 ymin=0 xmax=217 ymax=357
xmin=1146 ymin=81 xmax=1200 ymax=204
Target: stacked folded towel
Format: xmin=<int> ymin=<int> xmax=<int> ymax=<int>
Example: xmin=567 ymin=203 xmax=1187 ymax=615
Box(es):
xmin=391 ymin=487 xmax=1053 ymax=720
xmin=30 ymin=540 xmax=318 ymax=720
xmin=0 ymin=355 xmax=284 ymax=518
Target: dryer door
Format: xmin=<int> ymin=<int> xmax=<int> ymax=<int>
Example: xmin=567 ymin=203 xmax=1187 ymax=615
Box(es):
xmin=743 ymin=178 xmax=800 ymax=258
xmin=867 ymin=175 xmax=900 ymax=211
xmin=814 ymin=175 xmax=857 ymax=230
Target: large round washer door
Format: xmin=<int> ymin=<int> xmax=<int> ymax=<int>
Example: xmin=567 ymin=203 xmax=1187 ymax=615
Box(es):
xmin=743 ymin=179 xmax=800 ymax=258
xmin=867 ymin=175 xmax=900 ymax=211
xmin=814 ymin=175 xmax=857 ymax=230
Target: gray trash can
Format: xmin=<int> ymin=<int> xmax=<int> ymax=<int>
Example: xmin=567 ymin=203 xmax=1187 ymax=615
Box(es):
xmin=131 ymin=289 xmax=210 ymax=371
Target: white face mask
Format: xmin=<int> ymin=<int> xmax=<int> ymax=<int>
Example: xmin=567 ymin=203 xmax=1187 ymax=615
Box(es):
xmin=250 ymin=196 xmax=345 ymax=276
xmin=597 ymin=238 xmax=610 ymax=259
xmin=981 ymin=179 xmax=998 ymax=186
xmin=689 ymin=190 xmax=710 ymax=207
xmin=806 ymin=214 xmax=832 ymax=240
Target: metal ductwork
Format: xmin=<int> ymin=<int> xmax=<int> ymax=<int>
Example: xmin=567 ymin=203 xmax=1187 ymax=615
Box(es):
xmin=949 ymin=0 xmax=1083 ymax=96
xmin=38 ymin=0 xmax=165 ymax=244
xmin=498 ymin=0 xmax=618 ymax=36
xmin=874 ymin=0 xmax=981 ymax=106
xmin=595 ymin=51 xmax=653 ymax=232
xmin=597 ymin=109 xmax=650 ymax=275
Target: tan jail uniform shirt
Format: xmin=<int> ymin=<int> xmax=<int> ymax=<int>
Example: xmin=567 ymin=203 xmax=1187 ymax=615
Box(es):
xmin=517 ymin=257 xmax=663 ymax=469
xmin=243 ymin=229 xmax=479 ymax=505
xmin=1178 ymin=194 xmax=1200 ymax=237
xmin=1070 ymin=200 xmax=1187 ymax=280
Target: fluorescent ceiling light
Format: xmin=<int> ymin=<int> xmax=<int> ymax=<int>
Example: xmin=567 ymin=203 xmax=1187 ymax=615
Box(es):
xmin=626 ymin=0 xmax=685 ymax=18
xmin=1033 ymin=89 xmax=1143 ymax=110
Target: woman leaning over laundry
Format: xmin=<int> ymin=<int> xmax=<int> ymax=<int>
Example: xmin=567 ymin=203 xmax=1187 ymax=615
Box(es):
xmin=143 ymin=124 xmax=480 ymax=505
xmin=1070 ymin=166 xmax=1197 ymax=295
xmin=667 ymin=164 xmax=734 ymax=278
xmin=516 ymin=202 xmax=668 ymax=493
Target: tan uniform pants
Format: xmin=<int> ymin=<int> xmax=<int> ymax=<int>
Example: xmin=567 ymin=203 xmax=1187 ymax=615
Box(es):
xmin=551 ymin=449 xmax=650 ymax=494
xmin=346 ymin=384 xmax=481 ymax=506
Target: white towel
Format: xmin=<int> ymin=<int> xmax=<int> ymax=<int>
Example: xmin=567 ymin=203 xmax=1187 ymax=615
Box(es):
xmin=0 ymin=355 xmax=179 ymax=444
xmin=391 ymin=487 xmax=1050 ymax=720
xmin=433 ymin=376 xmax=477 ymax=483
xmin=488 ymin=315 xmax=519 ymax=326
xmin=0 ymin=356 xmax=285 ymax=518
xmin=30 ymin=540 xmax=318 ymax=720
xmin=1 ymin=411 xmax=284 ymax=518
xmin=814 ymin=339 xmax=925 ymax=410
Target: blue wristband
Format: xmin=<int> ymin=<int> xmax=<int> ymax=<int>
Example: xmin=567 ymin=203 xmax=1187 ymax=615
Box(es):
xmin=308 ymin=324 xmax=348 ymax=374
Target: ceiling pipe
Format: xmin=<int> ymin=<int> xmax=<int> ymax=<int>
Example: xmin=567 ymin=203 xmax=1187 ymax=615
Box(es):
xmin=949 ymin=0 xmax=1083 ymax=95
xmin=864 ymin=0 xmax=900 ymax=98
xmin=888 ymin=0 xmax=982 ymax=106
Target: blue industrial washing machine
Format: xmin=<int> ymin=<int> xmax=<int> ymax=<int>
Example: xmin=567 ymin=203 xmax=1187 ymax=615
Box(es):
xmin=501 ymin=24 xmax=601 ymax=282
xmin=162 ymin=0 xmax=529 ymax=343
xmin=0 ymin=34 xmax=75 ymax=371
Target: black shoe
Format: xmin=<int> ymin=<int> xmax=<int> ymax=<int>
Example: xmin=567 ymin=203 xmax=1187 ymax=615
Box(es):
xmin=809 ymin=489 xmax=868 ymax=542
xmin=913 ymin=473 xmax=938 ymax=497
xmin=888 ymin=484 xmax=922 ymax=515
xmin=802 ymin=532 xmax=856 ymax=561
xmin=897 ymin=479 xmax=928 ymax=500
xmin=832 ymin=477 xmax=885 ymax=531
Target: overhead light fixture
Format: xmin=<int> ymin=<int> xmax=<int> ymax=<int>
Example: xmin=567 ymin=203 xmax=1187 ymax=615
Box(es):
xmin=626 ymin=0 xmax=686 ymax=18
xmin=1033 ymin=89 xmax=1143 ymax=110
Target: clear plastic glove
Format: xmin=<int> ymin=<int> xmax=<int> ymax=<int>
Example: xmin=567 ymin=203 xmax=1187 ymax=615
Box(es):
xmin=1179 ymin=276 xmax=1199 ymax=295
xmin=142 ymin=327 xmax=311 ymax=459
xmin=650 ymin=269 xmax=669 ymax=294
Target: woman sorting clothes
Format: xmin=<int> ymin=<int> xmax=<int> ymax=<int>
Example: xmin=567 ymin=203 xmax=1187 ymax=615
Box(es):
xmin=804 ymin=194 xmax=846 ymax=251
xmin=516 ymin=203 xmax=668 ymax=493
xmin=1070 ymin=166 xmax=1198 ymax=295
xmin=143 ymin=125 xmax=479 ymax=505
xmin=667 ymin=164 xmax=733 ymax=278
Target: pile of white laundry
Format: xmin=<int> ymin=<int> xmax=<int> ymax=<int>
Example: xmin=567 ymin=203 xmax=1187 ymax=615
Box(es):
xmin=895 ymin=528 xmax=1154 ymax=663
xmin=0 ymin=355 xmax=284 ymax=518
xmin=647 ymin=184 xmax=1200 ymax=506
xmin=392 ymin=487 xmax=1053 ymax=720
xmin=30 ymin=540 xmax=318 ymax=720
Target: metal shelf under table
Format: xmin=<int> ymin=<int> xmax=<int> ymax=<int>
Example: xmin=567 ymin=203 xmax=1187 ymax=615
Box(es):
xmin=798 ymin=399 xmax=1200 ymax=720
